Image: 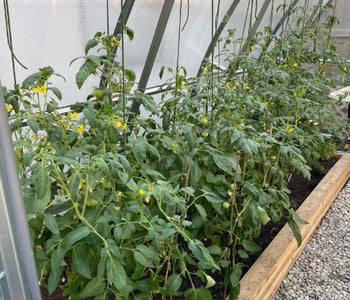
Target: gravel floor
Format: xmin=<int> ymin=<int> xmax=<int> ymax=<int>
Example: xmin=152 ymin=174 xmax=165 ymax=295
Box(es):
xmin=272 ymin=180 xmax=350 ymax=300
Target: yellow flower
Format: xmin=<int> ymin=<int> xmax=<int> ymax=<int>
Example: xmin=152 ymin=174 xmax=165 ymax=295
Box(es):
xmin=203 ymin=67 xmax=209 ymax=73
xmin=286 ymin=124 xmax=294 ymax=133
xmin=76 ymin=125 xmax=85 ymax=133
xmin=111 ymin=36 xmax=121 ymax=47
xmin=78 ymin=182 xmax=83 ymax=190
xmin=32 ymin=85 xmax=47 ymax=94
xmin=172 ymin=141 xmax=178 ymax=148
xmin=138 ymin=189 xmax=145 ymax=196
xmin=116 ymin=191 xmax=122 ymax=198
xmin=180 ymin=83 xmax=186 ymax=90
xmin=114 ymin=120 xmax=122 ymax=128
xmin=69 ymin=112 xmax=79 ymax=119
xmin=291 ymin=63 xmax=298 ymax=69
xmin=145 ymin=196 xmax=150 ymax=204
xmin=122 ymin=123 xmax=127 ymax=131
xmin=6 ymin=104 xmax=13 ymax=112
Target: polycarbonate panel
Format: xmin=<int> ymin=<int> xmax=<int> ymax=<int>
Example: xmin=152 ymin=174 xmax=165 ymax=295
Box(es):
xmin=0 ymin=0 xmax=120 ymax=106
xmin=0 ymin=0 xmax=338 ymax=107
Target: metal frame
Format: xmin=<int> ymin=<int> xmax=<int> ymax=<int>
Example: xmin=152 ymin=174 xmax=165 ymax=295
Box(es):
xmin=130 ymin=0 xmax=175 ymax=114
xmin=239 ymin=0 xmax=273 ymax=54
xmin=0 ymin=83 xmax=41 ymax=300
xmin=196 ymin=0 xmax=241 ymax=77
xmin=99 ymin=0 xmax=135 ymax=88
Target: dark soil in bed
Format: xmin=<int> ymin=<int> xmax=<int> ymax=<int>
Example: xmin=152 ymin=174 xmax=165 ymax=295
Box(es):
xmin=42 ymin=158 xmax=338 ymax=300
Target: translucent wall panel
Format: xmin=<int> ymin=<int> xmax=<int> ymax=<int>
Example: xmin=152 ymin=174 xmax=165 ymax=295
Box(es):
xmin=0 ymin=0 xmax=336 ymax=107
xmin=0 ymin=0 xmax=119 ymax=106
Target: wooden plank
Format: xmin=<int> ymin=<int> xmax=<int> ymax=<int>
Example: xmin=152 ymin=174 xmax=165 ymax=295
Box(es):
xmin=236 ymin=154 xmax=350 ymax=300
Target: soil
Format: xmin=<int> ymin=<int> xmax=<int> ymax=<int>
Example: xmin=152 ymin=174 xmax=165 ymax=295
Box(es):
xmin=42 ymin=158 xmax=338 ymax=300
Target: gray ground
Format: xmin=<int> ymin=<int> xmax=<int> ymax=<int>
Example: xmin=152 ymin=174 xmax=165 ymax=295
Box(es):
xmin=272 ymin=180 xmax=350 ymax=300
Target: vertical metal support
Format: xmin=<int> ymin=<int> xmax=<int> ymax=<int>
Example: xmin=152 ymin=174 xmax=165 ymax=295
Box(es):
xmin=0 ymin=83 xmax=41 ymax=300
xmin=130 ymin=0 xmax=175 ymax=114
xmin=99 ymin=0 xmax=135 ymax=87
xmin=240 ymin=0 xmax=272 ymax=54
xmin=197 ymin=0 xmax=241 ymax=76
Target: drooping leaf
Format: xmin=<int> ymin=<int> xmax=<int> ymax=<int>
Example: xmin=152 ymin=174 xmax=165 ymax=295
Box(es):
xmin=79 ymin=277 xmax=106 ymax=298
xmin=195 ymin=204 xmax=207 ymax=221
xmin=85 ymin=38 xmax=99 ymax=55
xmin=165 ymin=274 xmax=182 ymax=295
xmin=242 ymin=239 xmax=261 ymax=253
xmin=212 ymin=153 xmax=239 ymax=176
xmin=43 ymin=214 xmax=59 ymax=235
xmin=106 ymin=254 xmax=129 ymax=292
xmin=76 ymin=58 xmax=97 ymax=89
xmin=73 ymin=245 xmax=92 ymax=279
xmin=257 ymin=206 xmax=271 ymax=225
xmin=288 ymin=216 xmax=302 ymax=246
xmin=27 ymin=117 xmax=40 ymax=133
xmin=62 ymin=226 xmax=90 ymax=250
xmin=48 ymin=87 xmax=62 ymax=100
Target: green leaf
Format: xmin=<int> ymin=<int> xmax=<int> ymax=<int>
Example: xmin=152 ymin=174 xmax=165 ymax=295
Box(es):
xmin=73 ymin=245 xmax=92 ymax=279
xmin=242 ymin=239 xmax=261 ymax=253
xmin=212 ymin=153 xmax=239 ymax=176
xmin=184 ymin=287 xmax=212 ymax=300
xmin=76 ymin=58 xmax=97 ymax=89
xmin=134 ymin=251 xmax=154 ymax=268
xmin=291 ymin=209 xmax=308 ymax=225
xmin=85 ymin=38 xmax=99 ymax=55
xmin=288 ymin=216 xmax=302 ymax=246
xmin=43 ymin=214 xmax=59 ymax=235
xmin=166 ymin=274 xmax=182 ymax=295
xmin=48 ymin=87 xmax=62 ymax=100
xmin=195 ymin=204 xmax=207 ymax=221
xmin=198 ymin=271 xmax=216 ymax=288
xmin=257 ymin=206 xmax=270 ymax=225
xmin=27 ymin=117 xmax=40 ymax=133
xmin=238 ymin=249 xmax=249 ymax=259
xmin=135 ymin=91 xmax=159 ymax=114
xmin=33 ymin=161 xmax=51 ymax=213
xmin=135 ymin=245 xmax=159 ymax=265
xmin=229 ymin=264 xmax=242 ymax=288
xmin=190 ymin=160 xmax=202 ymax=184
xmin=125 ymin=68 xmax=136 ymax=81
xmin=124 ymin=25 xmax=134 ymax=40
xmin=22 ymin=71 xmax=41 ymax=88
xmin=62 ymin=226 xmax=90 ymax=250
xmin=134 ymin=278 xmax=158 ymax=293
xmin=49 ymin=245 xmax=64 ymax=293
xmin=238 ymin=137 xmax=259 ymax=156
xmin=106 ymin=254 xmax=129 ymax=292
xmin=79 ymin=276 xmax=106 ymax=298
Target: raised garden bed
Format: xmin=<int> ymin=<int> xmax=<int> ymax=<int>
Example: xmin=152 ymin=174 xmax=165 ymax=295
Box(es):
xmin=236 ymin=153 xmax=350 ymax=300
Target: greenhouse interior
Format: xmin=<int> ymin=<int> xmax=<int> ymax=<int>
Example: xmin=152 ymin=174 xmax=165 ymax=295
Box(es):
xmin=1 ymin=0 xmax=350 ymax=299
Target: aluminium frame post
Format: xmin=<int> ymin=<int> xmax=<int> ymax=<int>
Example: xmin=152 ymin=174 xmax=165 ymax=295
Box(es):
xmin=0 ymin=82 xmax=41 ymax=300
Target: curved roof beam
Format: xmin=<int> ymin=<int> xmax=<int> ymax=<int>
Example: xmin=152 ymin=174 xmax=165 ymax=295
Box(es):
xmin=131 ymin=0 xmax=175 ymax=114
xmin=239 ymin=0 xmax=272 ymax=54
xmin=196 ymin=0 xmax=241 ymax=77
xmin=99 ymin=0 xmax=135 ymax=88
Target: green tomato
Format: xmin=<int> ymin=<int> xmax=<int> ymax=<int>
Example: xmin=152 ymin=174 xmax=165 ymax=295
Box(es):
xmin=86 ymin=199 xmax=98 ymax=207
xmin=223 ymin=202 xmax=230 ymax=209
xmin=92 ymin=89 xmax=104 ymax=98
xmin=201 ymin=130 xmax=209 ymax=138
xmin=198 ymin=115 xmax=209 ymax=126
